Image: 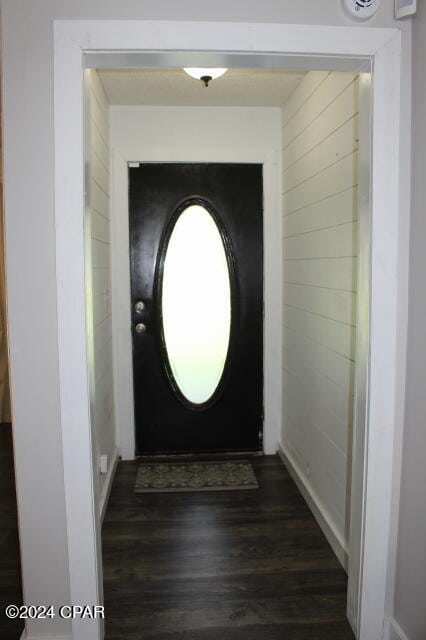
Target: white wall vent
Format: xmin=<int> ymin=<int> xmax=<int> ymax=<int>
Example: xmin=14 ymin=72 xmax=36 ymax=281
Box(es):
xmin=342 ymin=0 xmax=380 ymax=20
xmin=395 ymin=0 xmax=416 ymax=19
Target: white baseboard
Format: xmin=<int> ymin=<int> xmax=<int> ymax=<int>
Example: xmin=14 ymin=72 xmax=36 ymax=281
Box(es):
xmin=99 ymin=446 xmax=120 ymax=522
xmin=277 ymin=443 xmax=348 ymax=571
xmin=384 ymin=617 xmax=411 ymax=640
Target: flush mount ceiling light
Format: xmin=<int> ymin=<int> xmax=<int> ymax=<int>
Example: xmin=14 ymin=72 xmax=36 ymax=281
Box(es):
xmin=183 ymin=67 xmax=227 ymax=87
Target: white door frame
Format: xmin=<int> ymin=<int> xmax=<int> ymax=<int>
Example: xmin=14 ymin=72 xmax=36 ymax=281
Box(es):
xmin=111 ymin=147 xmax=282 ymax=461
xmin=54 ymin=20 xmax=404 ymax=640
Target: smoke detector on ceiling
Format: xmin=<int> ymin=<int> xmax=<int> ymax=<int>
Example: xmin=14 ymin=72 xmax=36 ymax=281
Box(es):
xmin=342 ymin=0 xmax=381 ymax=20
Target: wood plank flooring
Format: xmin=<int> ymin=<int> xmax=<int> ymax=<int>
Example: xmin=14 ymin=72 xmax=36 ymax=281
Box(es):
xmin=102 ymin=455 xmax=355 ymax=639
xmin=0 ymin=424 xmax=24 ymax=640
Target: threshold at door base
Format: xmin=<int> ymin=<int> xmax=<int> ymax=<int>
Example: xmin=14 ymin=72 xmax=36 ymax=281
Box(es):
xmin=136 ymin=450 xmax=264 ymax=463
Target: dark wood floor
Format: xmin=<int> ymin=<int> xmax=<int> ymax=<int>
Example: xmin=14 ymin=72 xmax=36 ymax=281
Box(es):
xmin=102 ymin=455 xmax=355 ymax=640
xmin=0 ymin=424 xmax=24 ymax=640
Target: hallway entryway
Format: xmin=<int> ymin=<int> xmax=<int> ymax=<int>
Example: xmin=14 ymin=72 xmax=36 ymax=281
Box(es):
xmin=102 ymin=455 xmax=354 ymax=639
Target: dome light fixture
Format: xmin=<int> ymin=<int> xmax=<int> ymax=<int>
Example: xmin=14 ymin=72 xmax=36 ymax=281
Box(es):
xmin=183 ymin=67 xmax=227 ymax=87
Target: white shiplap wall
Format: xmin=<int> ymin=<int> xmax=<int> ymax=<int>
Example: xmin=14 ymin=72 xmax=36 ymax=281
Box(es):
xmin=87 ymin=70 xmax=116 ymax=504
xmin=281 ymin=71 xmax=359 ymax=559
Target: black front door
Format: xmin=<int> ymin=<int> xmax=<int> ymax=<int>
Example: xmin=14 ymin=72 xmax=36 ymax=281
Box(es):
xmin=129 ymin=163 xmax=263 ymax=455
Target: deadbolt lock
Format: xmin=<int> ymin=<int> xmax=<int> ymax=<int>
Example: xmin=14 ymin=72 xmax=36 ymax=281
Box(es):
xmin=135 ymin=300 xmax=145 ymax=313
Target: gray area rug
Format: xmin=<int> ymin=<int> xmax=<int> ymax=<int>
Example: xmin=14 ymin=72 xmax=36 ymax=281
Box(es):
xmin=134 ymin=460 xmax=259 ymax=493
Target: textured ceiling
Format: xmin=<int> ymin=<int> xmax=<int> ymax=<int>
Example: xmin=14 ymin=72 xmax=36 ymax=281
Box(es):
xmin=97 ymin=68 xmax=306 ymax=107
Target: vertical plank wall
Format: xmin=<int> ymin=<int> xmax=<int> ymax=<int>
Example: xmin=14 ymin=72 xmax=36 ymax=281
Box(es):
xmin=281 ymin=71 xmax=359 ymax=561
xmin=87 ymin=70 xmax=116 ymax=505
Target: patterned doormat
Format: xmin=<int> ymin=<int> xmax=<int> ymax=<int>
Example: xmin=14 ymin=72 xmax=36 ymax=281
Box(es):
xmin=134 ymin=460 xmax=258 ymax=493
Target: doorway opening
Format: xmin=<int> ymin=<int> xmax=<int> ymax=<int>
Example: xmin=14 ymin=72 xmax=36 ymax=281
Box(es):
xmin=84 ymin=62 xmax=366 ymax=638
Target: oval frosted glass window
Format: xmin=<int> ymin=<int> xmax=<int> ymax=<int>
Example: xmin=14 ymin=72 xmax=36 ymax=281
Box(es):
xmin=161 ymin=204 xmax=231 ymax=405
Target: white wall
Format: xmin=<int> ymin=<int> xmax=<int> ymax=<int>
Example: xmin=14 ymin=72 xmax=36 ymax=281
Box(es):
xmin=389 ymin=4 xmax=426 ymax=640
xmin=86 ymin=71 xmax=117 ymax=505
xmin=109 ymin=105 xmax=282 ymax=458
xmin=0 ymin=2 xmax=411 ymax=639
xmin=110 ymin=106 xmax=281 ymax=152
xmin=280 ymin=71 xmax=359 ymax=563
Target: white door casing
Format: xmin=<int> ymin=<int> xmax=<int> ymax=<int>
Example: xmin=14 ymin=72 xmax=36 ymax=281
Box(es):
xmin=111 ymin=144 xmax=282 ymax=461
xmin=54 ymin=20 xmax=403 ymax=640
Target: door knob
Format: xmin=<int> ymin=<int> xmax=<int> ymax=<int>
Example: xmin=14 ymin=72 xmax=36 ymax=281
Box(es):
xmin=135 ymin=323 xmax=146 ymax=334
